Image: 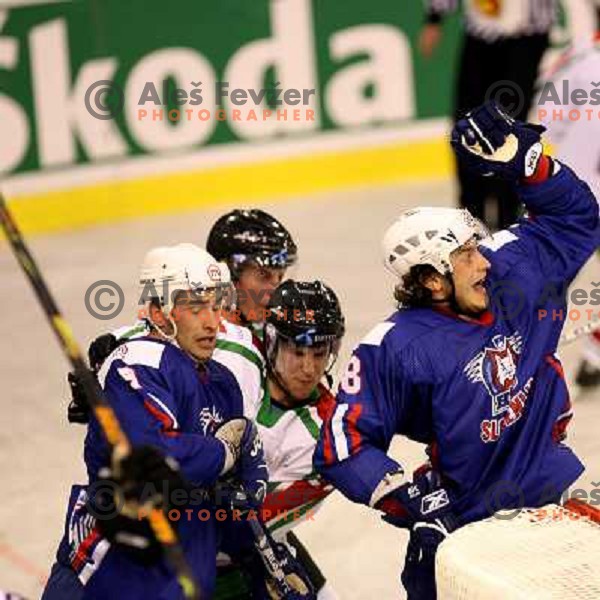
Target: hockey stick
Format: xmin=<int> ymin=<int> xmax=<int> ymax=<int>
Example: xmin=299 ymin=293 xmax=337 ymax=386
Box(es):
xmin=0 ymin=194 xmax=200 ymax=600
xmin=248 ymin=518 xmax=299 ymax=597
xmin=231 ymin=485 xmax=312 ymax=598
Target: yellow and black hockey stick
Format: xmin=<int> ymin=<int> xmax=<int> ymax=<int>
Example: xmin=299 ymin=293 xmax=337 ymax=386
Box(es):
xmin=0 ymin=193 xmax=201 ymax=600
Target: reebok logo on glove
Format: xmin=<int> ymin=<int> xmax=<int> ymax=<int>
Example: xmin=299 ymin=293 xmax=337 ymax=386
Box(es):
xmin=421 ymin=489 xmax=450 ymax=515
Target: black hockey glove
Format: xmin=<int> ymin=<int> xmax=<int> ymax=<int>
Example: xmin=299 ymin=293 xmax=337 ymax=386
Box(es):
xmin=67 ymin=371 xmax=91 ymax=424
xmin=451 ymin=101 xmax=545 ymax=180
xmin=376 ymin=471 xmax=458 ymax=600
xmin=90 ymin=445 xmax=187 ymax=564
xmin=67 ymin=333 xmax=120 ymax=424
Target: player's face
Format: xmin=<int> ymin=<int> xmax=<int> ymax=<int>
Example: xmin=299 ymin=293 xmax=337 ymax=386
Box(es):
xmin=274 ymin=340 xmax=330 ymax=401
xmin=236 ymin=263 xmax=286 ymax=322
xmin=172 ymin=290 xmax=224 ymax=362
xmin=450 ymin=239 xmax=491 ymax=316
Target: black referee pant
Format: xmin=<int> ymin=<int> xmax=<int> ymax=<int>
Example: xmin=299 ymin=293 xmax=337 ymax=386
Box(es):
xmin=454 ymin=32 xmax=549 ymax=230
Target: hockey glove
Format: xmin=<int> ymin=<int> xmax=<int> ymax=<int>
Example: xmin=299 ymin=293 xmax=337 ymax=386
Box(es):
xmin=451 ymin=101 xmax=545 ymax=180
xmin=376 ymin=471 xmax=458 ymax=600
xmin=215 ymin=418 xmax=269 ymax=511
xmin=67 ymin=333 xmax=121 ymax=424
xmin=67 ymin=371 xmax=91 ymax=424
xmin=91 ymin=445 xmax=187 ymax=564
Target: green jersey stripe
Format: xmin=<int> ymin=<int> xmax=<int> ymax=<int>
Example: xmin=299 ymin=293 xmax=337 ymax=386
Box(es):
xmin=293 ymin=405 xmax=321 ymax=440
xmin=215 ymin=338 xmax=264 ymax=372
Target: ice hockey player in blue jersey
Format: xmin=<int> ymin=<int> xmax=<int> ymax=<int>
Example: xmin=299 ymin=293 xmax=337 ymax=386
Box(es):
xmin=42 ymin=243 xmax=269 ymax=599
xmin=314 ymin=102 xmax=600 ymax=600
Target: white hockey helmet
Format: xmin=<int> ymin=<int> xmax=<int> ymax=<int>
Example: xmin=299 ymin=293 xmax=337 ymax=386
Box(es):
xmin=382 ymin=207 xmax=489 ymax=279
xmin=138 ymin=243 xmax=234 ymax=315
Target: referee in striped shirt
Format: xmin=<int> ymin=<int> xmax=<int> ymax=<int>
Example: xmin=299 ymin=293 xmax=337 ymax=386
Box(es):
xmin=420 ymin=0 xmax=556 ymax=229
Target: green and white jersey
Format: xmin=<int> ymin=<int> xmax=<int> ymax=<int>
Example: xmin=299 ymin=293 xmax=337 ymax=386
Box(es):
xmin=213 ymin=319 xmax=265 ymax=418
xmin=256 ymin=384 xmax=334 ymax=539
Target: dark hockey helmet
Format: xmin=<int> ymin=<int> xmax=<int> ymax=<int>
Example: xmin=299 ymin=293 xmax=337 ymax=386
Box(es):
xmin=206 ymin=209 xmax=297 ymax=277
xmin=265 ymin=280 xmax=345 ymax=372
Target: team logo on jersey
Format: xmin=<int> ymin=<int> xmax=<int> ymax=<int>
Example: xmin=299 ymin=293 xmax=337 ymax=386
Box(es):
xmin=465 ymin=333 xmax=536 ymax=443
xmin=198 ymin=406 xmax=223 ymax=435
xmin=464 ymin=333 xmax=523 ymax=416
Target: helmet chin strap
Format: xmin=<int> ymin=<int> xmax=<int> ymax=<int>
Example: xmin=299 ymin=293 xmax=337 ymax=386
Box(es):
xmin=149 ymin=308 xmax=178 ymax=342
xmin=150 ymin=315 xmax=211 ymax=368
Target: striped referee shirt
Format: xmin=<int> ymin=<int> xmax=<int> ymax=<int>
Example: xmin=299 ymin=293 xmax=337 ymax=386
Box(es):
xmin=425 ymin=0 xmax=556 ymax=41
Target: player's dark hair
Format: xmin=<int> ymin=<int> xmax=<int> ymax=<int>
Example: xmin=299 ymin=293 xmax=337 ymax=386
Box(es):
xmin=394 ymin=264 xmax=439 ymax=308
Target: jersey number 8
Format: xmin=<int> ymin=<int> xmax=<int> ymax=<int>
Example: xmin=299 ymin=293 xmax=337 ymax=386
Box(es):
xmin=340 ymin=355 xmax=362 ymax=395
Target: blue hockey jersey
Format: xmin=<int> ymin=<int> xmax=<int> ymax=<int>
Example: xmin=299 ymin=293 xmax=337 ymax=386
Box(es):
xmin=315 ymin=164 xmax=600 ymax=525
xmin=56 ymin=337 xmax=244 ymax=599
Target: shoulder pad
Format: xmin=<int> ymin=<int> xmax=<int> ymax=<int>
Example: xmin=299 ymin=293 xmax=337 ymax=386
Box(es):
xmin=97 ymin=339 xmax=167 ymax=387
xmin=360 ymin=321 xmax=396 ymax=346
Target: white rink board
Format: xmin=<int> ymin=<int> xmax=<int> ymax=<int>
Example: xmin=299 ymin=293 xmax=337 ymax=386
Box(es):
xmin=0 ymin=180 xmax=598 ymax=599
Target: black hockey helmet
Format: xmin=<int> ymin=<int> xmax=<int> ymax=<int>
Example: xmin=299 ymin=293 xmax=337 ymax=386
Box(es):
xmin=206 ymin=209 xmax=297 ymax=277
xmin=265 ymin=280 xmax=345 ymax=370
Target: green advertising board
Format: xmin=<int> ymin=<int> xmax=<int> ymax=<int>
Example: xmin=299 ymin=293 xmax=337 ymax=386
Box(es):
xmin=0 ymin=0 xmax=461 ymax=177
xmin=0 ymin=0 xmax=583 ymax=233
